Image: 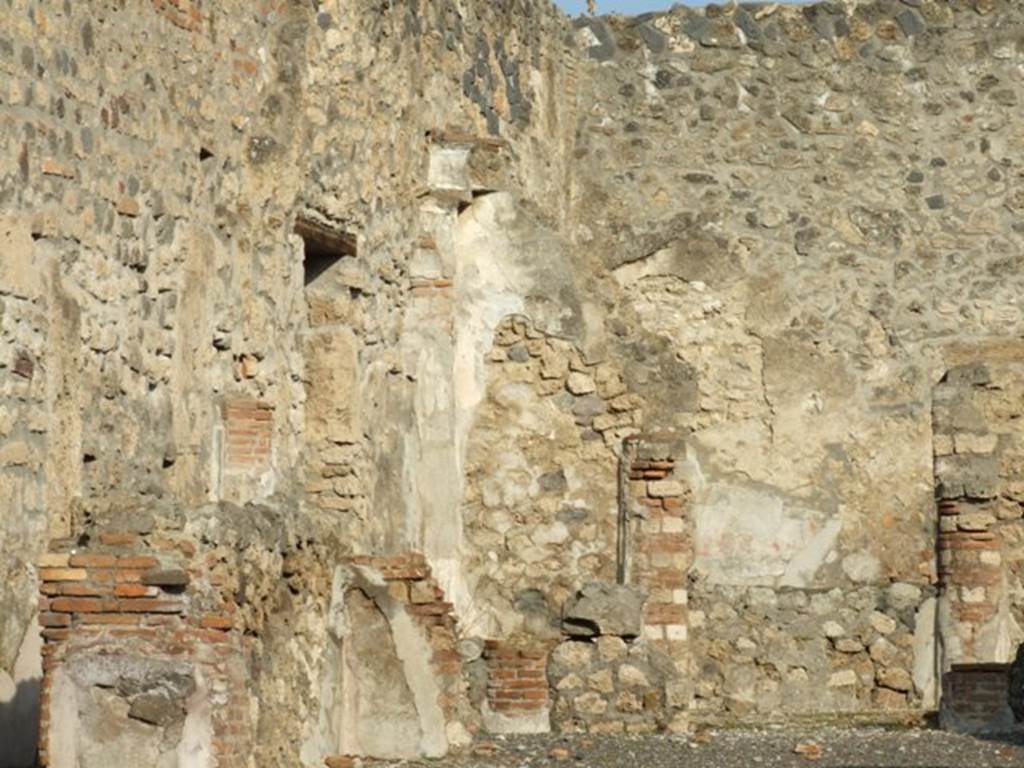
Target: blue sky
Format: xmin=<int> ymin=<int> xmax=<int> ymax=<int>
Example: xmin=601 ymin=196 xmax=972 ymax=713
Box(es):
xmin=556 ymin=0 xmax=811 ymax=14
xmin=556 ymin=0 xmax=678 ymax=12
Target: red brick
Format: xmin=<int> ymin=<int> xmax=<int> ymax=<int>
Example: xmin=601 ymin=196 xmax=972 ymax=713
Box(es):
xmin=59 ymin=583 xmax=107 ymax=597
xmin=98 ymin=532 xmax=139 ymax=546
xmin=116 ymin=598 xmax=183 ymax=614
xmin=92 ymin=568 xmax=146 ymax=583
xmin=646 ymin=461 xmax=676 ymax=470
xmin=117 ymin=556 xmax=158 ymax=569
xmin=949 ymin=567 xmax=1002 ymax=587
xmin=953 ymin=603 xmax=996 ymax=622
xmin=645 ymin=603 xmax=686 ymax=625
xmin=183 ymin=628 xmax=230 ymax=644
xmin=69 ymin=553 xmax=119 ymax=568
xmin=520 ymin=689 xmax=548 ymax=700
xmin=50 ymin=598 xmax=115 ymax=613
xmin=406 ymin=602 xmax=452 ymax=616
xmin=496 ymin=678 xmax=546 ymax=690
xmin=200 ymin=615 xmax=233 ymax=630
xmin=488 ymin=672 xmax=526 ymax=684
xmin=517 ymin=647 xmax=551 ymax=661
xmin=488 ymin=701 xmax=523 ymax=712
xmin=114 ymin=584 xmax=157 ymax=598
xmin=384 ymin=567 xmax=430 ymax=580
xmin=78 ymin=614 xmax=141 ymax=626
xmin=150 ymin=536 xmax=197 ymax=556
xmin=515 ymin=669 xmax=547 ymax=680
xmin=39 ymin=613 xmax=70 ymax=628
xmin=39 ymin=568 xmax=87 ymax=582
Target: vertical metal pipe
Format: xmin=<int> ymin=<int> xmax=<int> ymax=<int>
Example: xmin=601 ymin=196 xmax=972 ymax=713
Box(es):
xmin=616 ymin=436 xmax=639 ymax=585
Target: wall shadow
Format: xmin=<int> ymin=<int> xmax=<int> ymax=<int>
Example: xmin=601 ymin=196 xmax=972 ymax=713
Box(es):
xmin=0 ymin=677 xmax=40 ymax=768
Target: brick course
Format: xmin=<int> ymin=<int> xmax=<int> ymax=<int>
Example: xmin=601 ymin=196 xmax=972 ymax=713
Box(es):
xmin=484 ymin=641 xmax=552 ymax=714
xmin=223 ymin=399 xmax=274 ymax=471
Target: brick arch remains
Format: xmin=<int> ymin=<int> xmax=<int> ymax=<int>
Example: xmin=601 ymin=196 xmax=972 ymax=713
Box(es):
xmin=303 ymin=555 xmax=477 ymax=764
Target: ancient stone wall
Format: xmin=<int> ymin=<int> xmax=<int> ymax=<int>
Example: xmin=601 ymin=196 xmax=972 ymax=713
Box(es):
xmin=1 ymin=0 xmax=577 ymax=763
xmin=458 ymin=315 xmax=639 ymax=640
xmin=548 ymin=635 xmax=685 ymax=734
xmin=5 ymin=0 xmax=1024 ymax=762
xmin=556 ymin=0 xmax=1024 ymax=724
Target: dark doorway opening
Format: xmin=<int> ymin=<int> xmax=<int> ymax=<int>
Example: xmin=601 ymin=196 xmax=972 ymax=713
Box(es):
xmin=295 ymin=217 xmax=357 ymax=287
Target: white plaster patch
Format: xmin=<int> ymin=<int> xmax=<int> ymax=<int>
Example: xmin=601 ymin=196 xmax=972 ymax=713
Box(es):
xmin=912 ymin=597 xmax=937 ymax=708
xmin=177 ymin=671 xmax=213 ymax=768
xmin=694 ymin=483 xmax=838 ymax=587
xmin=481 ymin=702 xmax=550 ymax=735
xmin=427 ymin=146 xmax=471 ymax=195
xmin=841 ymin=551 xmax=881 ymax=584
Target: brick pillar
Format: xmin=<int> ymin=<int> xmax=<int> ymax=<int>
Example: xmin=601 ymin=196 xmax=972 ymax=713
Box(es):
xmin=937 ymin=500 xmax=1004 ymax=664
xmin=624 ymin=440 xmax=691 ymax=671
xmin=931 ymin=365 xmax=1022 ymax=732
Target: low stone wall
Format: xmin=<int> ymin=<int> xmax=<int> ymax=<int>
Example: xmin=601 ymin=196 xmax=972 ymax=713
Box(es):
xmin=688 ymin=583 xmax=936 ymax=721
xmin=548 ymin=636 xmax=686 ymax=734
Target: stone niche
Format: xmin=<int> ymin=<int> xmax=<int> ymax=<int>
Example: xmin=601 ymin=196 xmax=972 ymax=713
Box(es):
xmin=303 ymin=557 xmax=473 ymax=765
xmin=35 ymin=522 xmax=251 ymax=768
xmin=47 ymin=657 xmax=209 ymax=768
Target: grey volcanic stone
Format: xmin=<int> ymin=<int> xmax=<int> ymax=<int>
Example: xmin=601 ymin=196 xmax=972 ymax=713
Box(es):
xmin=562 ymin=582 xmax=645 ymax=639
xmin=128 ymin=692 xmax=186 ymax=727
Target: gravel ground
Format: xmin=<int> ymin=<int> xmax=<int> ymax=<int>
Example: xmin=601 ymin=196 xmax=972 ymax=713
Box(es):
xmin=371 ymin=728 xmax=1024 ymax=768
